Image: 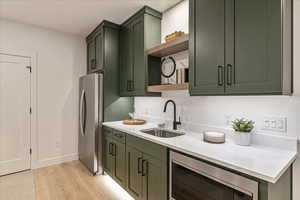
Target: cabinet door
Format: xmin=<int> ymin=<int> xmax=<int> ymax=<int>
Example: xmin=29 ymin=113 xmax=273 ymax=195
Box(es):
xmin=142 ymin=154 xmax=167 ymax=200
xmin=132 ymin=17 xmax=145 ymax=95
xmin=102 ymin=136 xmax=114 ymax=176
xmin=225 ymin=0 xmax=282 ymax=94
xmin=189 ymin=0 xmax=226 ymax=95
xmin=120 ymin=25 xmax=134 ymax=95
xmin=114 ymin=140 xmax=126 ymax=187
xmin=95 ymin=31 xmax=104 ymax=71
xmin=126 ymin=145 xmax=143 ymax=200
xmin=87 ymin=39 xmax=96 ymax=73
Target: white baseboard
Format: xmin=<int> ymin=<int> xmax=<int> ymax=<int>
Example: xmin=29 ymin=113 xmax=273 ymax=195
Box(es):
xmin=32 ymin=153 xmax=78 ymax=169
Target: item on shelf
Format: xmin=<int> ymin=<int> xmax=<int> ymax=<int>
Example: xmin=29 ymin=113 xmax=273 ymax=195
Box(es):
xmin=123 ymin=119 xmax=147 ymax=125
xmin=176 ymin=68 xmax=189 ymax=84
xmin=165 ymin=31 xmax=185 ymax=42
xmin=161 ymin=56 xmax=176 ymax=84
xmin=203 ymin=131 xmax=225 ymax=144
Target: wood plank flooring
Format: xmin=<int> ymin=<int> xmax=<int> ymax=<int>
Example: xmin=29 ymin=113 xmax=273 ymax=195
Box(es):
xmin=33 ymin=161 xmax=133 ymax=200
xmin=0 ymin=170 xmax=35 ymax=200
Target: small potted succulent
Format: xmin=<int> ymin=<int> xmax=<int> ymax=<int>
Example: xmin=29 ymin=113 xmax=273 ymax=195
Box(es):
xmin=232 ymin=118 xmax=255 ymax=146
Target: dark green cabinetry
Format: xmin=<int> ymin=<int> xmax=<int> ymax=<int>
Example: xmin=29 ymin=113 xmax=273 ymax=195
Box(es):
xmin=87 ymin=23 xmax=107 ymax=73
xmin=126 ymin=134 xmax=168 ymax=200
xmin=103 ymin=127 xmax=127 ymax=187
xmin=102 ymin=127 xmax=168 ymax=200
xmin=189 ymin=0 xmax=292 ymax=95
xmin=87 ymin=39 xmax=96 ymax=72
xmin=103 ymin=128 xmax=114 ymax=176
xmin=126 ymin=145 xmax=143 ymax=199
xmin=119 ymin=6 xmax=162 ymax=97
xmin=127 ymin=147 xmax=167 ymax=200
xmin=86 ymin=20 xmax=134 ymax=122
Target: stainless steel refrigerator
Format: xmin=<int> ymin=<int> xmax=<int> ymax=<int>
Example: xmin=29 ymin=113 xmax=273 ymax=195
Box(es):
xmin=79 ymin=73 xmax=103 ymax=175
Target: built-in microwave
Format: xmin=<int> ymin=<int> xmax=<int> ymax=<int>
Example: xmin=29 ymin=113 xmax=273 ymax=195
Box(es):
xmin=170 ymin=151 xmax=259 ymax=200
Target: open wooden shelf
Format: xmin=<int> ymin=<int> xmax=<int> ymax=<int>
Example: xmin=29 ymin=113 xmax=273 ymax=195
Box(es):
xmin=147 ymin=35 xmax=189 ymax=57
xmin=147 ymin=83 xmax=189 ymax=92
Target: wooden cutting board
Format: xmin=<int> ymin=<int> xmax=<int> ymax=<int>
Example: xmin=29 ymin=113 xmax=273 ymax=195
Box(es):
xmin=123 ymin=119 xmax=147 ymax=125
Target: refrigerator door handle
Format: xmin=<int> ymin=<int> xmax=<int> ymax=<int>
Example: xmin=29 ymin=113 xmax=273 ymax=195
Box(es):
xmin=80 ymin=90 xmax=86 ymax=136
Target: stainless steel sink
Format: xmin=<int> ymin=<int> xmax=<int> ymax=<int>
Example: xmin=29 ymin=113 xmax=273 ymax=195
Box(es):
xmin=140 ymin=128 xmax=185 ymax=138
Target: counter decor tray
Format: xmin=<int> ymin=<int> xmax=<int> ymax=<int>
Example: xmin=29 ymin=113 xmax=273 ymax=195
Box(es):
xmin=123 ymin=119 xmax=147 ymax=125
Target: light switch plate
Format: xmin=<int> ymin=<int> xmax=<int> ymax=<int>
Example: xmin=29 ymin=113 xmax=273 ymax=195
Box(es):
xmin=262 ymin=116 xmax=287 ymax=132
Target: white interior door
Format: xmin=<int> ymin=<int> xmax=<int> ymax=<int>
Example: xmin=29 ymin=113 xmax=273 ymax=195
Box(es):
xmin=0 ymin=54 xmax=31 ymax=176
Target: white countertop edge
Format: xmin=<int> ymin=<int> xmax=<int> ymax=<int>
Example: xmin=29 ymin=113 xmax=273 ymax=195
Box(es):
xmin=102 ymin=122 xmax=297 ymax=183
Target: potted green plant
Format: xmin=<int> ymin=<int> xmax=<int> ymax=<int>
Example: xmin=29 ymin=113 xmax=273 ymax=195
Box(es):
xmin=232 ymin=118 xmax=255 ymax=146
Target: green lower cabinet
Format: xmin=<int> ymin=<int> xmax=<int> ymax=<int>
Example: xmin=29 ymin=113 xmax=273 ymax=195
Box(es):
xmin=126 ymin=145 xmax=167 ymax=200
xmin=103 ymin=128 xmax=127 ymax=188
xmin=113 ymin=140 xmax=126 ymax=187
xmin=126 ymin=145 xmax=143 ymax=199
xmin=141 ymin=154 xmax=167 ymax=200
xmin=102 ymin=136 xmax=114 ymax=177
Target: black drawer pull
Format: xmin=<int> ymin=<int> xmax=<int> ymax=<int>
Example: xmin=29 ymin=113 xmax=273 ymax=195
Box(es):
xmin=112 ymin=143 xmax=116 ymax=156
xmin=227 ymin=64 xmax=233 ymax=86
xmin=138 ymin=157 xmax=143 ymax=174
xmin=217 ymin=65 xmax=224 ymax=86
xmin=142 ymin=159 xmax=148 ymax=176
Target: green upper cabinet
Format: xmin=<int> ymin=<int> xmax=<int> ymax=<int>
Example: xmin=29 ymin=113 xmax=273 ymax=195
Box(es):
xmin=86 ymin=21 xmax=118 ymax=74
xmin=119 ymin=6 xmax=162 ymax=97
xmin=189 ymin=0 xmax=292 ymax=96
xmin=87 ymin=39 xmax=96 ymax=72
xmin=95 ymin=31 xmax=104 ymax=70
xmin=189 ymin=0 xmax=226 ymax=95
xmin=86 ymin=20 xmax=134 ymax=122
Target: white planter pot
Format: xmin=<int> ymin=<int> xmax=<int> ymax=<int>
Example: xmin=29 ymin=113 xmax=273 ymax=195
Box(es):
xmin=234 ymin=131 xmax=252 ymax=146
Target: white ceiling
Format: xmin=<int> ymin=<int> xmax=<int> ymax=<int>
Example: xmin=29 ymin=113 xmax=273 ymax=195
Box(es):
xmin=0 ymin=0 xmax=182 ymax=36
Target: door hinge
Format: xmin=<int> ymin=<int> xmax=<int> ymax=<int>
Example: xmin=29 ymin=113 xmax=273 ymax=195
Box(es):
xmin=29 ymin=107 xmax=32 ymax=114
xmin=26 ymin=66 xmax=32 ymax=73
xmin=30 ymin=148 xmax=32 ymax=155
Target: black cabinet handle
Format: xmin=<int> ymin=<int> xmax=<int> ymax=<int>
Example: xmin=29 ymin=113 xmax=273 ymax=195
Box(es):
xmin=217 ymin=65 xmax=224 ymax=86
xmin=91 ymin=59 xmax=96 ymax=69
xmin=127 ymin=80 xmax=130 ymax=91
xmin=130 ymin=80 xmax=134 ymax=91
xmin=142 ymin=159 xmax=148 ymax=176
xmin=127 ymin=80 xmax=134 ymax=91
xmin=138 ymin=157 xmax=143 ymax=174
xmin=108 ymin=143 xmax=113 ymax=155
xmin=112 ymin=143 xmax=116 ymax=156
xmin=227 ymin=64 xmax=233 ymax=86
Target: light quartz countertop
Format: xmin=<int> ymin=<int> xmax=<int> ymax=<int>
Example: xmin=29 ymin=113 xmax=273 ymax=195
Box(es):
xmin=103 ymin=121 xmax=298 ymax=183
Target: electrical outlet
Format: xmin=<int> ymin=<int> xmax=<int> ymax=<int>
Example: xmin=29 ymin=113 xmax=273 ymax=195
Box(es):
xmin=262 ymin=116 xmax=287 ymax=132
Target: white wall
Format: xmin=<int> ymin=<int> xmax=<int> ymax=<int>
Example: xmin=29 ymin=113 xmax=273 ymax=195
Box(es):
xmin=135 ymin=0 xmax=300 ymax=198
xmin=0 ymin=19 xmax=86 ymax=168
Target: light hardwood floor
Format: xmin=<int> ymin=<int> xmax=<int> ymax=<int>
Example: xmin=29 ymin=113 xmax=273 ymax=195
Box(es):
xmin=0 ymin=170 xmax=35 ymax=200
xmin=33 ymin=161 xmax=133 ymax=200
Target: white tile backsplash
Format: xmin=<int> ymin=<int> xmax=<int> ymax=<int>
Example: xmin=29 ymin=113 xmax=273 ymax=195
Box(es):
xmin=135 ymin=94 xmax=300 ymax=139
